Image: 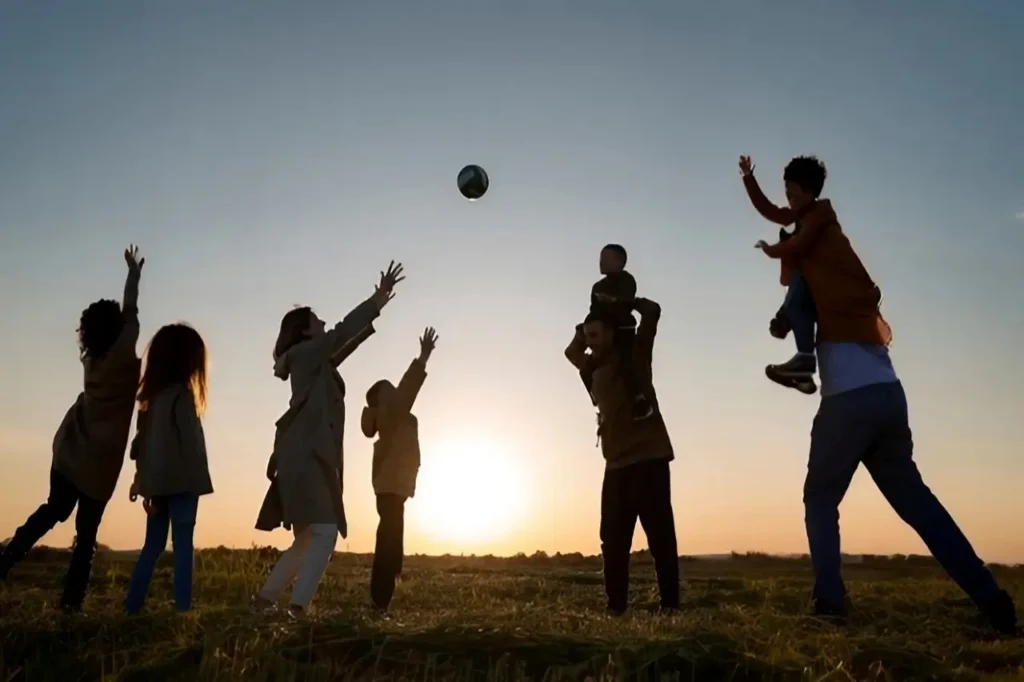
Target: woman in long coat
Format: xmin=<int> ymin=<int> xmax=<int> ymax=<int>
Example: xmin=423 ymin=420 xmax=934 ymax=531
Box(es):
xmin=255 ymin=261 xmax=404 ymax=615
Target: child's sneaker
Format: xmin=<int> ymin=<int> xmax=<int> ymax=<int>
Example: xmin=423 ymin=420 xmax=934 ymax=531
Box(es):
xmin=632 ymin=395 xmax=654 ymax=420
xmin=769 ymin=312 xmax=791 ymax=340
xmin=765 ymin=365 xmax=818 ymax=395
xmin=983 ymin=589 xmax=1019 ymax=636
xmin=769 ymin=352 xmax=816 ymax=377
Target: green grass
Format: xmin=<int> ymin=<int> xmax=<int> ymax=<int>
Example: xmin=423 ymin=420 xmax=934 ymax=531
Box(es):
xmin=1 ymin=549 xmax=1021 ymax=681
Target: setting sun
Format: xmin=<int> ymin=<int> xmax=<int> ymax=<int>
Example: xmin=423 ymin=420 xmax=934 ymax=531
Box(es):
xmin=412 ymin=438 xmax=529 ymax=548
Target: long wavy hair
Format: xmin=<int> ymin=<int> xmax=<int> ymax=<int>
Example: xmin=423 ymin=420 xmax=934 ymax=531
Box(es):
xmin=77 ymin=299 xmax=125 ymax=360
xmin=138 ymin=323 xmax=208 ymax=415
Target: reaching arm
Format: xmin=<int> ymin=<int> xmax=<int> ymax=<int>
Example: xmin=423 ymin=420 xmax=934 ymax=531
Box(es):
xmin=393 ymin=358 xmax=428 ymax=414
xmin=564 ymin=325 xmax=591 ymax=371
xmin=760 ymin=204 xmax=834 ymax=262
xmin=331 ymin=324 xmax=375 ymax=367
xmin=742 ymin=173 xmax=797 ymax=227
xmin=633 ymin=298 xmax=662 ymax=365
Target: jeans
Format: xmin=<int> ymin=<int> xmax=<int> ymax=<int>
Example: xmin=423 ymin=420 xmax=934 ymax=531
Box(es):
xmin=0 ymin=469 xmax=107 ymax=609
xmin=125 ymin=494 xmax=199 ymax=613
xmin=804 ymin=381 xmax=1000 ymax=608
xmin=370 ymin=494 xmax=406 ymax=609
xmin=259 ymin=523 xmax=337 ymax=608
xmin=600 ymin=458 xmax=679 ymax=612
xmin=785 ymin=270 xmax=817 ymax=354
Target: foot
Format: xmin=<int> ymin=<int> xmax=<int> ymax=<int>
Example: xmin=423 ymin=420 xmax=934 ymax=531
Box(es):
xmin=769 ymin=352 xmax=817 ymax=377
xmin=658 ymin=606 xmax=680 ymax=616
xmin=286 ymin=604 xmax=306 ymax=620
xmin=59 ymin=601 xmax=82 ymax=616
xmin=983 ymin=589 xmax=1019 ymax=636
xmin=769 ymin=314 xmax=791 ymax=340
xmin=632 ymin=396 xmax=655 ymax=421
xmin=252 ymin=595 xmax=277 ymax=613
xmin=606 ymin=606 xmax=626 ymax=618
xmin=811 ymin=598 xmax=847 ymax=624
xmin=765 ymin=365 xmax=818 ymax=395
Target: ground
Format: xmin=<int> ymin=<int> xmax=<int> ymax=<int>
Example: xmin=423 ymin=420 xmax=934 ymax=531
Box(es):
xmin=1 ymin=548 xmax=1021 ymax=681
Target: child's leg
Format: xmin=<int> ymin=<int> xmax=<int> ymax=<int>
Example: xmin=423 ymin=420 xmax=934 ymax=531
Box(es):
xmin=0 ymin=469 xmax=78 ymax=579
xmin=168 ymin=494 xmax=199 ymax=612
xmin=125 ymin=501 xmax=171 ymax=614
xmin=289 ymin=523 xmax=337 ymax=609
xmin=769 ymin=271 xmax=818 ymax=380
xmin=259 ymin=525 xmax=312 ymax=603
xmin=370 ymin=495 xmax=404 ymax=609
xmin=60 ymin=492 xmax=108 ymax=611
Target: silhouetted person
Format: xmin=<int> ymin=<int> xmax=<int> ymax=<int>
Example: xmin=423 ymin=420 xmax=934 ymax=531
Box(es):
xmin=741 ymin=154 xmax=1018 ymax=634
xmin=125 ymin=323 xmax=213 ymax=614
xmin=255 ymin=261 xmax=404 ymax=617
xmin=0 ymin=246 xmax=144 ymax=613
xmin=360 ymin=327 xmax=438 ymax=612
xmin=565 ymin=297 xmax=679 ymax=615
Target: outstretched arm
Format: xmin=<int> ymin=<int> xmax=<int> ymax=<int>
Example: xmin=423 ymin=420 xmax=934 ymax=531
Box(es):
xmin=633 ymin=297 xmax=661 ymax=367
xmin=564 ymin=324 xmax=590 ymax=371
xmin=330 ymin=324 xmax=375 ymax=367
xmin=739 ymin=156 xmax=797 ymax=227
xmin=393 ymin=327 xmax=436 ymax=414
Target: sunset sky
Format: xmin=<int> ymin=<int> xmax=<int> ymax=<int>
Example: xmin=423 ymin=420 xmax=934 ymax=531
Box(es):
xmin=1 ymin=1 xmax=1022 ymax=563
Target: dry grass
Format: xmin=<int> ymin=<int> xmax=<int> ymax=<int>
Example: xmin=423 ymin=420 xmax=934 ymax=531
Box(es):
xmin=1 ymin=549 xmax=1021 ymax=681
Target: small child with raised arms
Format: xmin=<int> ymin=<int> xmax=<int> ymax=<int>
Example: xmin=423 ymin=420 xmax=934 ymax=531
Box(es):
xmin=582 ymin=244 xmax=654 ymax=419
xmin=360 ymin=326 xmax=438 ymax=612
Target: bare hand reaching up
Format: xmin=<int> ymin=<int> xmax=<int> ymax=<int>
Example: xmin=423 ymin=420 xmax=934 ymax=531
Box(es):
xmin=738 ymin=156 xmax=754 ymax=177
xmin=124 ymin=244 xmax=145 ymax=275
xmin=371 ymin=261 xmax=405 ymax=309
xmin=418 ymin=326 xmax=438 ymax=363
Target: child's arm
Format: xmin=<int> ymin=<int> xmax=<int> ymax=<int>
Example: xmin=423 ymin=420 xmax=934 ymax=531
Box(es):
xmin=591 ymin=271 xmax=637 ymax=304
xmin=393 ymin=327 xmax=437 ymax=414
xmin=739 ymin=157 xmax=797 ymax=226
xmin=564 ymin=324 xmax=591 ymax=371
xmin=756 ymin=205 xmax=832 ymax=262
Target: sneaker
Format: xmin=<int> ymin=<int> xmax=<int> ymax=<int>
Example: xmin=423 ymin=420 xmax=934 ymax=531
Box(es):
xmin=765 ymin=365 xmax=818 ymax=395
xmin=769 ymin=352 xmax=817 ymax=377
xmin=769 ymin=314 xmax=791 ymax=340
xmin=286 ymin=604 xmax=306 ymax=620
xmin=983 ymin=589 xmax=1019 ymax=636
xmin=632 ymin=396 xmax=655 ymax=421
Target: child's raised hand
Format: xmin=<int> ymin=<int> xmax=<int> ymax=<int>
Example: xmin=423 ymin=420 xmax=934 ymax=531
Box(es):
xmin=124 ymin=244 xmax=145 ymax=275
xmin=739 ymin=156 xmax=754 ymax=177
xmin=419 ymin=326 xmax=438 ymax=361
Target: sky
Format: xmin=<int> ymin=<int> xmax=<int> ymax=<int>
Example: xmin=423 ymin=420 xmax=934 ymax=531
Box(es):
xmin=1 ymin=0 xmax=1022 ymax=563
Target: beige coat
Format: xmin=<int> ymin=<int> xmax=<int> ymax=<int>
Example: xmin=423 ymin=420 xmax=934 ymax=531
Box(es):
xmin=255 ymin=298 xmax=380 ymax=538
xmin=52 ymin=278 xmax=142 ymax=502
xmin=362 ymin=359 xmax=426 ymax=499
xmin=130 ymin=383 xmax=213 ymax=499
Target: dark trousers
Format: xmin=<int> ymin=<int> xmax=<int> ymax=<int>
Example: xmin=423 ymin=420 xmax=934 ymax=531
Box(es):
xmin=370 ymin=493 xmax=406 ymax=609
xmin=579 ymin=327 xmax=646 ymax=404
xmin=783 ymin=270 xmax=817 ymax=354
xmin=805 ymin=381 xmax=1000 ymax=608
xmin=600 ymin=458 xmax=679 ymax=612
xmin=0 ymin=468 xmax=108 ymax=609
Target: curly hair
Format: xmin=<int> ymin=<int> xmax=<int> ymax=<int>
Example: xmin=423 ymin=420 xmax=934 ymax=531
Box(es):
xmin=138 ymin=323 xmax=208 ymax=415
xmin=77 ymin=299 xmax=125 ymax=360
xmin=783 ymin=156 xmax=828 ymax=198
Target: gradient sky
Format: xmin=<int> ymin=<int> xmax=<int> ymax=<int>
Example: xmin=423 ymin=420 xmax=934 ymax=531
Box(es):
xmin=1 ymin=1 xmax=1022 ymax=563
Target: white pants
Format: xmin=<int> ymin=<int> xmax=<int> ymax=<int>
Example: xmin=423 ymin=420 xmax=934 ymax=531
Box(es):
xmin=259 ymin=523 xmax=337 ymax=608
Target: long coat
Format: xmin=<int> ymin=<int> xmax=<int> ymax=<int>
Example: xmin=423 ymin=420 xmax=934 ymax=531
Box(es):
xmin=130 ymin=382 xmax=214 ymax=499
xmin=52 ymin=301 xmax=142 ymax=502
xmin=255 ymin=298 xmax=380 ymax=538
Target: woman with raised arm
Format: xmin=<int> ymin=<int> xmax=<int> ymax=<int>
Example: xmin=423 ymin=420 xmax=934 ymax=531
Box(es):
xmin=0 ymin=246 xmax=145 ymax=613
xmin=254 ymin=261 xmax=405 ymax=617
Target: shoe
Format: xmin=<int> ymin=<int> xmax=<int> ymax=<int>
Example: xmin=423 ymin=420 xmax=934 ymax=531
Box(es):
xmin=606 ymin=606 xmax=626 ymax=618
xmin=658 ymin=606 xmax=680 ymax=616
xmin=983 ymin=590 xmax=1019 ymax=636
xmin=632 ymin=396 xmax=655 ymax=421
xmin=59 ymin=601 xmax=82 ymax=615
xmin=811 ymin=598 xmax=847 ymax=624
xmin=765 ymin=365 xmax=818 ymax=395
xmin=769 ymin=314 xmax=791 ymax=340
xmin=252 ymin=595 xmax=277 ymax=613
xmin=286 ymin=604 xmax=306 ymax=621
xmin=769 ymin=352 xmax=817 ymax=377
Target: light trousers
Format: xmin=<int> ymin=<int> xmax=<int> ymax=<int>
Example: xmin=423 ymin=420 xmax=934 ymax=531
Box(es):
xmin=259 ymin=523 xmax=337 ymax=608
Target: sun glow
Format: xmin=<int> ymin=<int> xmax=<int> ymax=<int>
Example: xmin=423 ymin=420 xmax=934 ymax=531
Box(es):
xmin=412 ymin=438 xmax=528 ymax=546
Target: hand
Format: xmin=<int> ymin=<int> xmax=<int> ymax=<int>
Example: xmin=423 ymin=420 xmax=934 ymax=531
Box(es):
xmin=124 ymin=244 xmax=145 ymax=275
xmin=739 ymin=155 xmax=754 ymax=177
xmin=142 ymin=497 xmax=159 ymax=516
xmin=129 ymin=480 xmax=139 ymax=503
xmin=418 ymin=326 xmax=438 ymax=361
xmin=371 ymin=260 xmax=405 ymax=309
xmin=754 ymin=240 xmax=769 ymax=251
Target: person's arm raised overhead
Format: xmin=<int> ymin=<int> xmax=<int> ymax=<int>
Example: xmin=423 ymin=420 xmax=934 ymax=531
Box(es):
xmin=633 ymin=297 xmax=662 ymax=366
xmin=739 ymin=156 xmax=797 ymax=227
xmin=393 ymin=326 xmax=436 ymax=415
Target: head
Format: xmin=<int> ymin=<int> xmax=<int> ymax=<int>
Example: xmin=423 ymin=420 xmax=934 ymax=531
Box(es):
xmin=783 ymin=156 xmax=827 ymax=211
xmin=273 ymin=306 xmax=326 ymax=360
xmin=599 ymin=244 xmax=627 ymax=275
xmin=77 ymin=299 xmax=125 ymax=360
xmin=361 ymin=379 xmax=395 ymax=438
xmin=582 ymin=311 xmax=617 ymax=358
xmin=138 ymin=323 xmax=208 ymax=414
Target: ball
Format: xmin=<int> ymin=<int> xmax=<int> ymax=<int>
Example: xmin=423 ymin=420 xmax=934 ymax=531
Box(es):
xmin=457 ymin=164 xmax=489 ymax=201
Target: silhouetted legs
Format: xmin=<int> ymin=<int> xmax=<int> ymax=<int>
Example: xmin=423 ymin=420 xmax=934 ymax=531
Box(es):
xmin=370 ymin=493 xmax=406 ymax=610
xmin=600 ymin=458 xmax=679 ymax=614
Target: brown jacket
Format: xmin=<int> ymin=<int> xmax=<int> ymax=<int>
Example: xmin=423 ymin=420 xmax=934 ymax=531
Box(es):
xmin=51 ymin=271 xmax=142 ymax=502
xmin=566 ymin=300 xmax=674 ymax=470
xmin=129 ymin=383 xmax=213 ymax=499
xmin=361 ymin=359 xmax=427 ymax=499
xmin=255 ymin=298 xmax=380 ymax=538
xmin=743 ymin=174 xmax=893 ymax=346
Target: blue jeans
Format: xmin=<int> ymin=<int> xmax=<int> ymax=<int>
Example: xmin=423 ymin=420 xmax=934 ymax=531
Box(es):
xmin=125 ymin=494 xmax=199 ymax=613
xmin=785 ymin=271 xmax=817 ymax=354
xmin=804 ymin=381 xmax=1000 ymax=608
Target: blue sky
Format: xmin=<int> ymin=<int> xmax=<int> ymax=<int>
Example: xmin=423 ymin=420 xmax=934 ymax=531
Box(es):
xmin=1 ymin=1 xmax=1022 ymax=561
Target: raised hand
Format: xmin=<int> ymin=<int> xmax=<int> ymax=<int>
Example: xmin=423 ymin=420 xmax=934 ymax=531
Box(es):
xmin=371 ymin=260 xmax=405 ymax=309
xmin=418 ymin=326 xmax=438 ymax=362
xmin=739 ymin=155 xmax=754 ymax=177
xmin=124 ymin=244 xmax=145 ymax=275
xmin=754 ymin=240 xmax=769 ymax=251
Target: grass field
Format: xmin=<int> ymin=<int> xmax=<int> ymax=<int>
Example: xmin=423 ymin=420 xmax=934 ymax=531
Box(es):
xmin=1 ymin=547 xmax=1021 ymax=681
